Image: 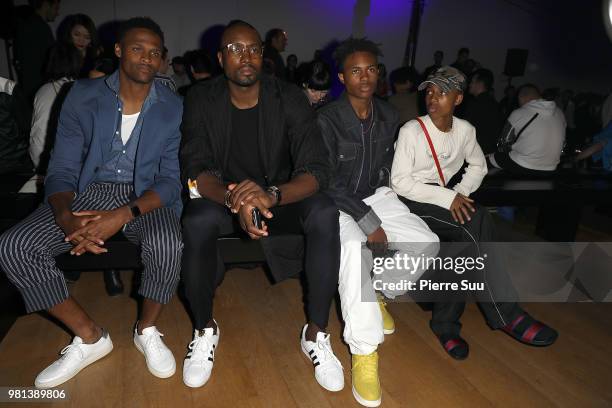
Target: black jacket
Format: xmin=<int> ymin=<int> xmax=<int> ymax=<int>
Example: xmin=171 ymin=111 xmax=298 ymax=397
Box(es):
xmin=180 ymin=74 xmax=329 ymax=190
xmin=318 ymin=94 xmax=399 ymax=235
xmin=180 ymin=74 xmax=330 ymax=282
xmin=463 ymin=92 xmax=503 ymax=155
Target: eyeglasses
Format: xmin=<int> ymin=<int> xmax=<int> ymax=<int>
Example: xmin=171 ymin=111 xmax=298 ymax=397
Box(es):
xmin=223 ymin=43 xmax=264 ymax=57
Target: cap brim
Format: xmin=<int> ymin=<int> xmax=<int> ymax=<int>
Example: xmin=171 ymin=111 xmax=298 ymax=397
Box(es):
xmin=418 ymin=79 xmax=452 ymax=93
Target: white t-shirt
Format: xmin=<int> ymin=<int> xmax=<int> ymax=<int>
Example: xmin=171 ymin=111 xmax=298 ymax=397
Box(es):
xmin=391 ymin=115 xmax=488 ymax=209
xmin=121 ymin=112 xmax=140 ymax=145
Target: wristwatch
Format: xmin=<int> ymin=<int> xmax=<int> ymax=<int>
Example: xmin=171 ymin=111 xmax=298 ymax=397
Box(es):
xmin=267 ymin=186 xmax=281 ymax=206
xmin=224 ymin=189 xmax=232 ymax=209
xmin=128 ymin=201 xmax=142 ymax=218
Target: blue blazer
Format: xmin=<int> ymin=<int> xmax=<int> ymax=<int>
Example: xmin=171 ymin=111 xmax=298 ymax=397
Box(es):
xmin=45 ymin=73 xmax=183 ymax=215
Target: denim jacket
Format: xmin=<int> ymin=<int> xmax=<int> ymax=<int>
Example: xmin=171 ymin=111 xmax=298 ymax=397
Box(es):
xmin=318 ymin=93 xmax=400 ymax=235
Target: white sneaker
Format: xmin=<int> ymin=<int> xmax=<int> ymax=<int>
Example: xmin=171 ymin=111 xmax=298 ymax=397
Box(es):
xmin=133 ymin=324 xmax=176 ymax=378
xmin=35 ymin=329 xmax=113 ymax=389
xmin=300 ymin=325 xmax=344 ymax=392
xmin=183 ymin=320 xmax=219 ymax=388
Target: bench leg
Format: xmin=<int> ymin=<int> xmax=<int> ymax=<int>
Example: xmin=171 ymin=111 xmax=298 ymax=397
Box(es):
xmin=103 ymin=269 xmax=124 ymax=297
xmin=536 ymin=205 xmax=582 ymax=241
xmin=63 ymin=270 xmax=81 ymax=283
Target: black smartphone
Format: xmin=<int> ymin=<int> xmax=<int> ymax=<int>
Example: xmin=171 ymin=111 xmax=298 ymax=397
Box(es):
xmin=251 ymin=207 xmax=263 ymax=229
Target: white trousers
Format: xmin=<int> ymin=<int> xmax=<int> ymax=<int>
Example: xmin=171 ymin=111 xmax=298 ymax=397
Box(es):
xmin=338 ymin=187 xmax=439 ymax=355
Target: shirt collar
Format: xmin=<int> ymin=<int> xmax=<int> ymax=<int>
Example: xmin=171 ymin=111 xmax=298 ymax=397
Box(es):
xmin=104 ymin=70 xmax=159 ymax=105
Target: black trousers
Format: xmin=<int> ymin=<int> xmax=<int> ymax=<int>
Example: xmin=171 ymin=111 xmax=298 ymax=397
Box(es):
xmin=400 ymin=197 xmax=522 ymax=336
xmin=181 ymin=192 xmax=340 ymax=329
xmin=490 ymin=152 xmax=556 ymax=177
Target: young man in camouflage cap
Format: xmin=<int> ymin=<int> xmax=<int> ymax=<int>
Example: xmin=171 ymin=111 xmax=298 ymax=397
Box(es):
xmin=390 ymin=66 xmax=558 ymax=360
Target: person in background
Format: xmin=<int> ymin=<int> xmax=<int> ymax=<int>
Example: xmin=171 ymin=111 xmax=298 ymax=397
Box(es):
xmin=155 ymin=47 xmax=178 ymax=93
xmin=56 ymin=13 xmax=98 ymax=77
xmin=575 ymin=121 xmax=612 ymax=170
xmin=13 ymin=0 xmax=61 ymax=102
xmin=499 ymin=85 xmax=517 ymax=120
xmin=423 ymin=50 xmax=443 ymax=79
xmin=388 ymin=66 xmax=419 ymax=125
xmin=263 ymin=28 xmax=288 ymax=78
xmin=286 ymin=53 xmax=298 ymax=83
xmin=170 ymin=56 xmax=191 ymax=89
xmin=178 ymin=49 xmax=213 ymax=96
xmin=375 ymin=63 xmax=390 ymax=98
xmin=463 ymin=68 xmax=503 ymax=155
xmin=88 ymin=57 xmax=115 ymax=79
xmin=300 ymin=61 xmax=331 ymax=108
xmin=450 ymin=47 xmax=470 ymax=75
xmin=19 ymin=43 xmax=81 ymax=194
xmin=488 ymin=84 xmax=566 ymax=176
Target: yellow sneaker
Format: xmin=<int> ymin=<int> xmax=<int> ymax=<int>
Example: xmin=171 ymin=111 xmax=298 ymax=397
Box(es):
xmin=352 ymin=352 xmax=381 ymax=407
xmin=377 ymin=294 xmax=395 ymax=335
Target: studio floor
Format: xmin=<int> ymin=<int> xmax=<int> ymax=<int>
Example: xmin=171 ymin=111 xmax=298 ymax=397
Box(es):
xmin=0 ymin=266 xmax=610 ymax=408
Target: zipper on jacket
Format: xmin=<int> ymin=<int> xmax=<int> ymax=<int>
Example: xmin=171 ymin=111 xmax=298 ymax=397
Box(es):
xmin=354 ymin=122 xmax=365 ymax=194
xmin=368 ymin=123 xmax=375 ymax=189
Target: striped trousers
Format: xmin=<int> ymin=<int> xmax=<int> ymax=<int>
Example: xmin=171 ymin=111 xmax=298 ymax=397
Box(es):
xmin=0 ymin=183 xmax=183 ymax=313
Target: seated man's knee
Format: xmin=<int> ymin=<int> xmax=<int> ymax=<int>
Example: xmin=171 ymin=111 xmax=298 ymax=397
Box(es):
xmin=0 ymin=228 xmax=27 ymax=266
xmin=0 ymin=232 xmax=12 ymax=268
xmin=182 ymin=199 xmax=224 ymax=236
xmin=158 ymin=231 xmax=184 ymax=262
xmin=303 ymin=194 xmax=339 ymax=232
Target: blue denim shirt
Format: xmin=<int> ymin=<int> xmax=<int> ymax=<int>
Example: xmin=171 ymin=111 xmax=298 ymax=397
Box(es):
xmin=95 ymin=71 xmax=158 ymax=184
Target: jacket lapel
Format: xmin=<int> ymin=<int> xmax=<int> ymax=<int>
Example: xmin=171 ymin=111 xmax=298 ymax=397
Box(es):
xmin=95 ymin=87 xmax=117 ymax=154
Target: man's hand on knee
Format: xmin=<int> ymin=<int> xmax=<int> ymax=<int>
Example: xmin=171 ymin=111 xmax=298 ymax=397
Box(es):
xmin=449 ymin=194 xmax=476 ymax=224
xmin=367 ymin=227 xmax=388 ymax=257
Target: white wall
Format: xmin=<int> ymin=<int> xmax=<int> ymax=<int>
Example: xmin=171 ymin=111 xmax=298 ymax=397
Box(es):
xmin=1 ymin=0 xmax=610 ymax=97
xmin=0 ymin=0 xmax=411 ymax=79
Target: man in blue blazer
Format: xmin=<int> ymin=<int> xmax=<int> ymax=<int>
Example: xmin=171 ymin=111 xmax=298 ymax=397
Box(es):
xmin=0 ymin=17 xmax=183 ymax=388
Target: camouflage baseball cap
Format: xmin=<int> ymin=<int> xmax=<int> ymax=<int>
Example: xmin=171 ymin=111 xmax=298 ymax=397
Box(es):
xmin=418 ymin=66 xmax=466 ymax=93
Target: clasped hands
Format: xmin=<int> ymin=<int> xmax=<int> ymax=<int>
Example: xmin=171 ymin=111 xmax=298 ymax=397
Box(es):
xmin=226 ymin=180 xmax=277 ymax=240
xmin=57 ymin=207 xmax=131 ymax=256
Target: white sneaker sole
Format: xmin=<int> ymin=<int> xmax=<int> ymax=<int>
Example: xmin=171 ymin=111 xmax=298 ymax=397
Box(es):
xmin=182 ymin=341 xmax=217 ymax=388
xmin=300 ymin=343 xmax=344 ymax=392
xmin=352 ymin=384 xmax=382 ymax=407
xmin=383 ymin=327 xmax=395 ymax=335
xmin=183 ymin=372 xmax=210 ymax=388
xmin=35 ymin=340 xmax=114 ymax=389
xmin=133 ymin=338 xmax=176 ymax=379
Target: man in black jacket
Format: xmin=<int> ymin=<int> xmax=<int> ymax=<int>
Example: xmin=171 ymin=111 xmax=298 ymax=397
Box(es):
xmin=318 ymin=38 xmax=438 ymax=407
xmin=179 ymin=20 xmax=343 ymax=392
xmin=463 ymin=68 xmax=503 ymax=154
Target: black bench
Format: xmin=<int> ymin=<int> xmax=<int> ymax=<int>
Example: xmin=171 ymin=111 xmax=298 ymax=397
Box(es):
xmin=0 ymin=192 xmax=268 ymax=274
xmin=473 ymin=168 xmax=612 ymax=241
xmin=54 ymin=231 xmax=266 ymax=272
xmin=3 ymin=168 xmax=612 ymax=278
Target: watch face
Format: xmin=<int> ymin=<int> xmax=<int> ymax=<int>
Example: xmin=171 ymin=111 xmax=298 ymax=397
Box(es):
xmin=130 ymin=204 xmax=141 ymax=218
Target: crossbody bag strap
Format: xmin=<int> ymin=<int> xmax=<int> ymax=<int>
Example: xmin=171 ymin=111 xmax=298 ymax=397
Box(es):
xmin=416 ymin=117 xmax=445 ymax=186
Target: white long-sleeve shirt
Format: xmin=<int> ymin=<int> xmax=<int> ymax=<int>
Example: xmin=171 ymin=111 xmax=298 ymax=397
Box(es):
xmin=391 ymin=115 xmax=488 ymax=209
xmin=29 ymin=77 xmax=72 ymax=170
